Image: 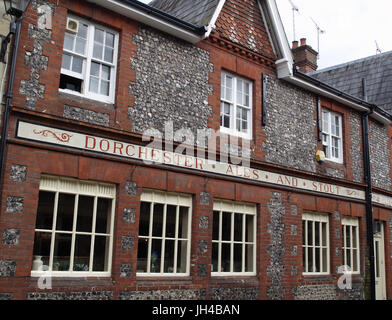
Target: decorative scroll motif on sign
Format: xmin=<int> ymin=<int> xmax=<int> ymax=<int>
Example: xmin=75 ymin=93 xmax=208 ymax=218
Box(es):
xmin=33 ymin=129 xmax=73 ymax=143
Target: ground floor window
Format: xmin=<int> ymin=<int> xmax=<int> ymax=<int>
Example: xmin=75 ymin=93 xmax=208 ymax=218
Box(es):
xmin=137 ymin=190 xmax=192 ymax=276
xmin=31 ymin=175 xmax=116 ymax=277
xmin=212 ymin=200 xmax=256 ymax=276
xmin=302 ymin=212 xmax=330 ymax=275
xmin=342 ymin=217 xmax=360 ymax=273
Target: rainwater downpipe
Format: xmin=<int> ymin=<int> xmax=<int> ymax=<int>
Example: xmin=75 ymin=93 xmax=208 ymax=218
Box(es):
xmin=361 ymin=78 xmax=376 ymax=300
xmin=0 ymin=12 xmax=24 ymax=212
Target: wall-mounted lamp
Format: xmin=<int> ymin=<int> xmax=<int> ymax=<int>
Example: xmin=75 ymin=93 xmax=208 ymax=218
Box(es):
xmin=0 ymin=0 xmax=28 ymax=63
xmin=3 ymin=0 xmax=28 ymax=18
xmin=316 ymin=150 xmax=326 ymax=164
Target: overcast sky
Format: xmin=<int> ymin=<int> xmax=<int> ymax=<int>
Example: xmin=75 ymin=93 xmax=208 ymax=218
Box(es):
xmin=138 ymin=0 xmax=392 ymax=70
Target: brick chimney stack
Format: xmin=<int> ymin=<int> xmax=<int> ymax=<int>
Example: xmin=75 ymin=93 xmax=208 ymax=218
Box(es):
xmin=291 ymin=38 xmax=318 ymax=73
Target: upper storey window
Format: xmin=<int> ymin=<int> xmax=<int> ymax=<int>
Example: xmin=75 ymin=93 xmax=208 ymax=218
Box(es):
xmin=220 ymin=72 xmax=253 ymax=140
xmin=322 ymin=109 xmax=343 ymax=163
xmin=60 ymin=16 xmax=119 ymax=104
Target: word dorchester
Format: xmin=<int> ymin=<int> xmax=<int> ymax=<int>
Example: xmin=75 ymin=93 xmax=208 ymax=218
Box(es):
xmin=152 ymin=304 xmax=240 ymax=317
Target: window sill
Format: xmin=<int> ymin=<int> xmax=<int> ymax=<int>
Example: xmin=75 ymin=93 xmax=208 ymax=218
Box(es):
xmin=31 ymin=271 xmax=112 ymax=278
xmin=219 ymin=128 xmax=252 ymax=141
xmin=59 ymin=89 xmax=114 ymax=107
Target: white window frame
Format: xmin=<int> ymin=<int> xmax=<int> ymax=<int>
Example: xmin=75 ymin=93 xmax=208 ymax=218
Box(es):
xmin=302 ymin=212 xmax=330 ymax=275
xmin=137 ymin=190 xmax=192 ymax=277
xmin=321 ymin=109 xmax=343 ymax=163
xmin=60 ymin=15 xmax=119 ymax=104
xmin=31 ymin=175 xmax=116 ymax=278
xmin=220 ymin=72 xmax=253 ymax=140
xmin=342 ymin=217 xmax=360 ymax=274
xmin=212 ymin=200 xmax=257 ymax=276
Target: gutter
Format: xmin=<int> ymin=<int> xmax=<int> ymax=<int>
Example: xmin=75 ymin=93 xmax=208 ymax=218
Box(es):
xmin=88 ymin=0 xmax=209 ymax=43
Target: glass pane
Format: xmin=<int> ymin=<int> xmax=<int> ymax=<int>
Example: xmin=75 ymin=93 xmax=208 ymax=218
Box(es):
xmin=101 ymin=65 xmax=110 ymax=80
xmin=152 ymin=203 xmax=164 ymax=237
xmin=94 ymin=28 xmax=104 ymax=44
xmin=78 ymin=23 xmax=88 ymax=38
xmin=165 ymin=205 xmax=176 ymax=238
xmin=71 ymin=56 xmax=83 ymax=73
xmin=375 ymin=241 xmax=380 ymax=277
xmin=353 ymin=226 xmax=358 ymax=249
xmin=346 ymin=249 xmax=351 ymax=268
xmin=100 ymin=80 xmax=110 ymax=96
xmin=307 ymin=247 xmax=313 ymax=272
xmin=234 ymin=244 xmax=242 ymax=272
xmin=224 ymin=115 xmax=231 ymax=129
xmin=75 ymin=37 xmax=86 ymax=55
xmin=106 ymin=32 xmax=115 ymax=47
xmin=315 ymin=247 xmax=320 ymax=272
xmin=221 ymin=212 xmax=231 ymax=241
xmin=178 ymin=206 xmax=189 ymax=239
xmin=245 ymin=244 xmax=254 ymax=272
xmin=246 ymin=215 xmax=254 ymax=243
xmin=90 ymin=62 xmax=100 ymax=77
xmin=212 ymin=243 xmax=219 ymax=272
xmin=307 ymin=221 xmax=313 ymax=246
xmin=163 ymin=240 xmax=175 ymax=273
xmin=139 ymin=202 xmax=151 ymax=236
xmin=137 ymin=238 xmax=148 ymax=273
xmin=35 ymin=191 xmax=55 ymax=230
xmin=104 ymin=47 xmax=114 ymax=63
xmin=176 ymin=240 xmax=188 ymax=273
xmin=346 ymin=226 xmax=351 ymax=247
xmin=303 ymin=245 xmax=307 ymax=272
xmin=32 ymin=232 xmax=51 ymax=270
xmin=322 ymin=248 xmax=328 ymax=272
xmin=73 ymin=235 xmax=91 ymax=271
xmin=64 ymin=33 xmax=74 ymax=51
xmin=76 ymin=196 xmax=94 ymax=232
xmin=89 ymin=77 xmax=99 ymax=94
xmin=221 ymin=243 xmax=231 ymax=272
xmin=53 ymin=233 xmax=72 ymax=271
xmin=213 ymin=211 xmax=219 ymax=241
xmin=234 ymin=213 xmax=243 ymax=242
xmin=302 ymin=220 xmax=306 ymax=245
xmin=315 ymin=222 xmax=320 ymax=246
xmin=151 ymin=239 xmax=162 ymax=273
xmin=353 ymin=249 xmax=358 ymax=272
xmin=93 ymin=236 xmax=109 ymax=272
xmin=96 ymin=198 xmax=112 ymax=234
xmin=61 ymin=53 xmax=71 ymax=70
xmin=93 ymin=43 xmax=103 ymax=60
xmin=56 ymin=194 xmax=75 ymax=231
xmin=322 ymin=223 xmax=327 ymax=246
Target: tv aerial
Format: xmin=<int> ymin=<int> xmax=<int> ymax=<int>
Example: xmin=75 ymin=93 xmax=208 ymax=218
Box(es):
xmin=288 ymin=0 xmax=300 ymax=40
xmin=310 ymin=17 xmax=325 ymax=59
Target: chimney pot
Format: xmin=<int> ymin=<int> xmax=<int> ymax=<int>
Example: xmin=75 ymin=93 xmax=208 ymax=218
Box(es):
xmin=291 ymin=38 xmax=318 ymax=73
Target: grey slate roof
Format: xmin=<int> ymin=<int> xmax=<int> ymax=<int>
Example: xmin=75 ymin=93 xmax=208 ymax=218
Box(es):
xmin=309 ymin=51 xmax=392 ymax=114
xmin=149 ymin=0 xmax=220 ymax=27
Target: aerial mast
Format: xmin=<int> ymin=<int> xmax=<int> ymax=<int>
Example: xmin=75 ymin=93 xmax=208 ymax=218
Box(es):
xmin=310 ymin=17 xmax=325 ymax=59
xmin=288 ymin=0 xmax=300 ymax=40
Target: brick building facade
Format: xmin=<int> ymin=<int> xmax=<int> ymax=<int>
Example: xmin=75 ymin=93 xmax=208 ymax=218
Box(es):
xmin=0 ymin=0 xmax=391 ymax=300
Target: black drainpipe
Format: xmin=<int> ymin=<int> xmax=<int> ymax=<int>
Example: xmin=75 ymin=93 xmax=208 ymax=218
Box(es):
xmin=0 ymin=9 xmax=27 ymax=213
xmin=361 ymin=78 xmax=376 ymax=300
